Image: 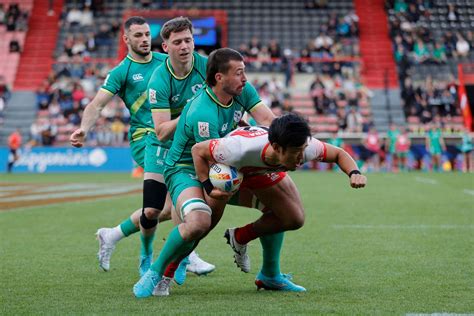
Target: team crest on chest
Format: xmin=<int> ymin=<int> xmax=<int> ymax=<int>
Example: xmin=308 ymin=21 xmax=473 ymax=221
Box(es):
xmin=191 ymin=83 xmax=203 ymax=94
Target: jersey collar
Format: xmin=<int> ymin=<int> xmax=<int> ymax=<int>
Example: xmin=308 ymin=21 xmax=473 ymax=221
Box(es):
xmin=205 ymin=86 xmax=234 ymax=108
xmin=126 ymin=53 xmax=153 ymax=63
xmin=166 ymin=54 xmax=194 ymax=80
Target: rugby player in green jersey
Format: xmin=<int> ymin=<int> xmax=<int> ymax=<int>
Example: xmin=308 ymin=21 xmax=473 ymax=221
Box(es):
xmin=133 ymin=48 xmax=277 ymax=298
xmin=69 ymin=16 xmax=214 ymax=276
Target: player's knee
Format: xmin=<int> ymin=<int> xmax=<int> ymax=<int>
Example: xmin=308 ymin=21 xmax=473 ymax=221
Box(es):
xmin=284 ymin=209 xmax=305 ymax=231
xmin=180 ymin=199 xmax=212 ymax=239
xmin=140 ymin=208 xmax=158 ymax=229
xmin=158 ymin=207 xmax=171 ymax=222
xmin=143 ymin=179 xmax=167 ymax=210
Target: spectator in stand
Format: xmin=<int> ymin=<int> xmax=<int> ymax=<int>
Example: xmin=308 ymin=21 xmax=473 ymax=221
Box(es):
xmin=36 ymin=85 xmax=51 ymax=110
xmin=395 ymin=128 xmax=411 ymax=171
xmin=80 ymin=5 xmax=94 ymax=27
xmin=432 ymin=41 xmax=447 ymax=64
xmin=455 ymin=33 xmax=470 ymax=58
xmin=95 ymin=23 xmax=114 ymax=49
xmin=9 ymin=37 xmax=21 ymax=53
xmin=66 ymin=6 xmax=82 ymax=26
xmin=0 ymin=76 xmax=11 ymax=103
xmin=0 ymin=4 xmax=6 ymax=25
xmin=248 ymin=36 xmax=261 ymax=59
xmin=268 ymin=39 xmax=282 ymax=71
xmin=29 ymin=119 xmax=44 ymax=146
xmin=110 ymin=115 xmax=126 ymax=145
xmin=443 ymin=31 xmax=457 ymax=58
xmin=41 ymin=121 xmax=58 ymax=146
xmin=71 ymin=34 xmax=87 ymax=56
xmin=7 ymin=128 xmax=22 ymax=173
xmin=447 ymin=3 xmax=458 ymax=22
xmin=413 ymin=38 xmax=430 ymax=64
xmin=310 ymin=75 xmax=325 ymax=114
xmin=401 ymin=77 xmax=416 ymax=119
xmin=5 ymin=15 xmax=15 ymax=31
xmin=345 ymin=106 xmax=363 ymax=132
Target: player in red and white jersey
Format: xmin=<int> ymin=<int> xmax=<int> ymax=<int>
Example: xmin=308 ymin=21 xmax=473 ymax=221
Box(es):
xmin=192 ymin=113 xmax=366 ymax=292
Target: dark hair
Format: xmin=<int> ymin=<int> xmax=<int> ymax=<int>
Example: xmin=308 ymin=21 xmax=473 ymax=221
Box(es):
xmin=268 ymin=113 xmax=311 ymax=149
xmin=206 ymin=48 xmax=244 ymax=87
xmin=124 ymin=16 xmax=147 ymax=32
xmin=160 ymin=16 xmax=193 ymax=40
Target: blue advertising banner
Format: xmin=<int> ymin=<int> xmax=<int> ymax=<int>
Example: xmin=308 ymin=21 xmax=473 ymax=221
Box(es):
xmin=0 ymin=147 xmax=133 ymax=173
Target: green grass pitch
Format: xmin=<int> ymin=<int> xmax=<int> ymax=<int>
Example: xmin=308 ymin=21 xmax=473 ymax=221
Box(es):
xmin=1 ymin=172 xmax=473 ymax=314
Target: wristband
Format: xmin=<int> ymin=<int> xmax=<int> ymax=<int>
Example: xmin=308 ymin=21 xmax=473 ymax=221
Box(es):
xmin=201 ymin=179 xmax=214 ymax=195
xmin=348 ymin=170 xmax=361 ymax=178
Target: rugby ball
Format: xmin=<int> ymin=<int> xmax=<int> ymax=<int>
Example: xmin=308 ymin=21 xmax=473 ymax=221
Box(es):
xmin=209 ymin=163 xmax=243 ymax=193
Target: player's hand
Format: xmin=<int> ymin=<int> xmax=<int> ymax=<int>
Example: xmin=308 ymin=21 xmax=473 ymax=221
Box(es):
xmin=70 ymin=128 xmax=86 ymax=148
xmin=350 ymin=174 xmax=367 ymax=189
xmin=208 ymin=188 xmax=234 ymax=200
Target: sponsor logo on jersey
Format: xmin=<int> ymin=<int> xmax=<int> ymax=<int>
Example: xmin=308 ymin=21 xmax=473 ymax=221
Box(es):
xmin=230 ymin=127 xmax=268 ymax=138
xmin=171 ymin=94 xmax=180 ymax=103
xmin=234 ymin=111 xmax=242 ymax=123
xmin=221 ymin=123 xmax=228 ymax=133
xmin=191 ymin=83 xmax=203 ymax=94
xmin=149 ymin=89 xmax=157 ymax=104
xmin=132 ymin=73 xmax=144 ymax=81
xmin=198 ymin=122 xmax=210 ymax=138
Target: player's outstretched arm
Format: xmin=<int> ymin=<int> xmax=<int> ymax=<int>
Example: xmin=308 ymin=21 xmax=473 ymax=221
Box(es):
xmin=323 ymin=143 xmax=367 ymax=189
xmin=70 ymin=90 xmax=113 ymax=147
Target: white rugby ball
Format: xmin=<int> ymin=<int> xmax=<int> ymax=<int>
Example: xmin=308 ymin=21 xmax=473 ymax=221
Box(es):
xmin=209 ymin=163 xmax=243 ymax=193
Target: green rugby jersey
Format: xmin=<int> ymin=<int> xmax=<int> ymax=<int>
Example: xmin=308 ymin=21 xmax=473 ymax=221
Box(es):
xmin=148 ymin=52 xmax=207 ymax=148
xmin=428 ymin=128 xmax=442 ymax=151
xmin=101 ymin=52 xmax=167 ymax=141
xmin=165 ymin=84 xmax=262 ymax=167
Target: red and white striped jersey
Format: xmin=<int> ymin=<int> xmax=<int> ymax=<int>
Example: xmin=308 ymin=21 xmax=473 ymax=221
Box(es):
xmin=208 ymin=126 xmax=326 ymax=176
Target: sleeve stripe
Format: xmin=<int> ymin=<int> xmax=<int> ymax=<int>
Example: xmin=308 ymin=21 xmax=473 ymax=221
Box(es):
xmin=100 ymin=88 xmax=115 ymax=95
xmin=151 ymin=109 xmax=171 ymax=113
xmin=322 ymin=142 xmax=327 ymax=161
xmin=209 ymin=139 xmax=218 ymax=160
xmin=248 ymin=101 xmax=264 ymax=113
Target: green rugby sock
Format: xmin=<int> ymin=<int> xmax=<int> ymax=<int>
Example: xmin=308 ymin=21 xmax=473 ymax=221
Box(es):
xmin=119 ymin=217 xmax=139 ymax=237
xmin=259 ymin=232 xmax=284 ymax=277
xmin=140 ymin=232 xmax=155 ymax=256
xmin=150 ymin=225 xmax=196 ymax=275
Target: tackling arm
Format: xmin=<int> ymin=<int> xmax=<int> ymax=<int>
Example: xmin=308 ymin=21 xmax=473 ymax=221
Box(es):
xmin=70 ymin=89 xmax=113 ymax=148
xmin=249 ymin=103 xmax=275 ymax=126
xmin=191 ymin=140 xmax=231 ymax=200
xmin=152 ymin=111 xmax=179 ymax=142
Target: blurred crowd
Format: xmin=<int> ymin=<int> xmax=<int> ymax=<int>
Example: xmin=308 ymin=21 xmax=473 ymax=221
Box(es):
xmin=31 ymin=57 xmax=128 ymax=147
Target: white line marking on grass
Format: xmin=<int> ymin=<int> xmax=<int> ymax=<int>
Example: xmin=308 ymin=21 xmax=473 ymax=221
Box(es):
xmin=414 ymin=177 xmax=438 ymax=185
xmin=405 ymin=312 xmax=474 ymax=316
xmin=333 ymin=224 xmax=474 ymax=230
xmin=463 ymin=189 xmax=474 ymax=196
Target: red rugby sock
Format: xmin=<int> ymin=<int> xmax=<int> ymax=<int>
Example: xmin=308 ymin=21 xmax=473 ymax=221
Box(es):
xmin=235 ymin=223 xmax=258 ymax=245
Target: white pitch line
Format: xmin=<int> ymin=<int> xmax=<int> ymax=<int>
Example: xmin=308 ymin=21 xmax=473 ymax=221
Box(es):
xmin=333 ymin=224 xmax=474 ymax=230
xmin=414 ymin=177 xmax=438 ymax=185
xmin=463 ymin=189 xmax=474 ymax=196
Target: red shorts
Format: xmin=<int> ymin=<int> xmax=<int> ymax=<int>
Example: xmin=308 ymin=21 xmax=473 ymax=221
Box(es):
xmin=240 ymin=172 xmax=287 ymax=190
